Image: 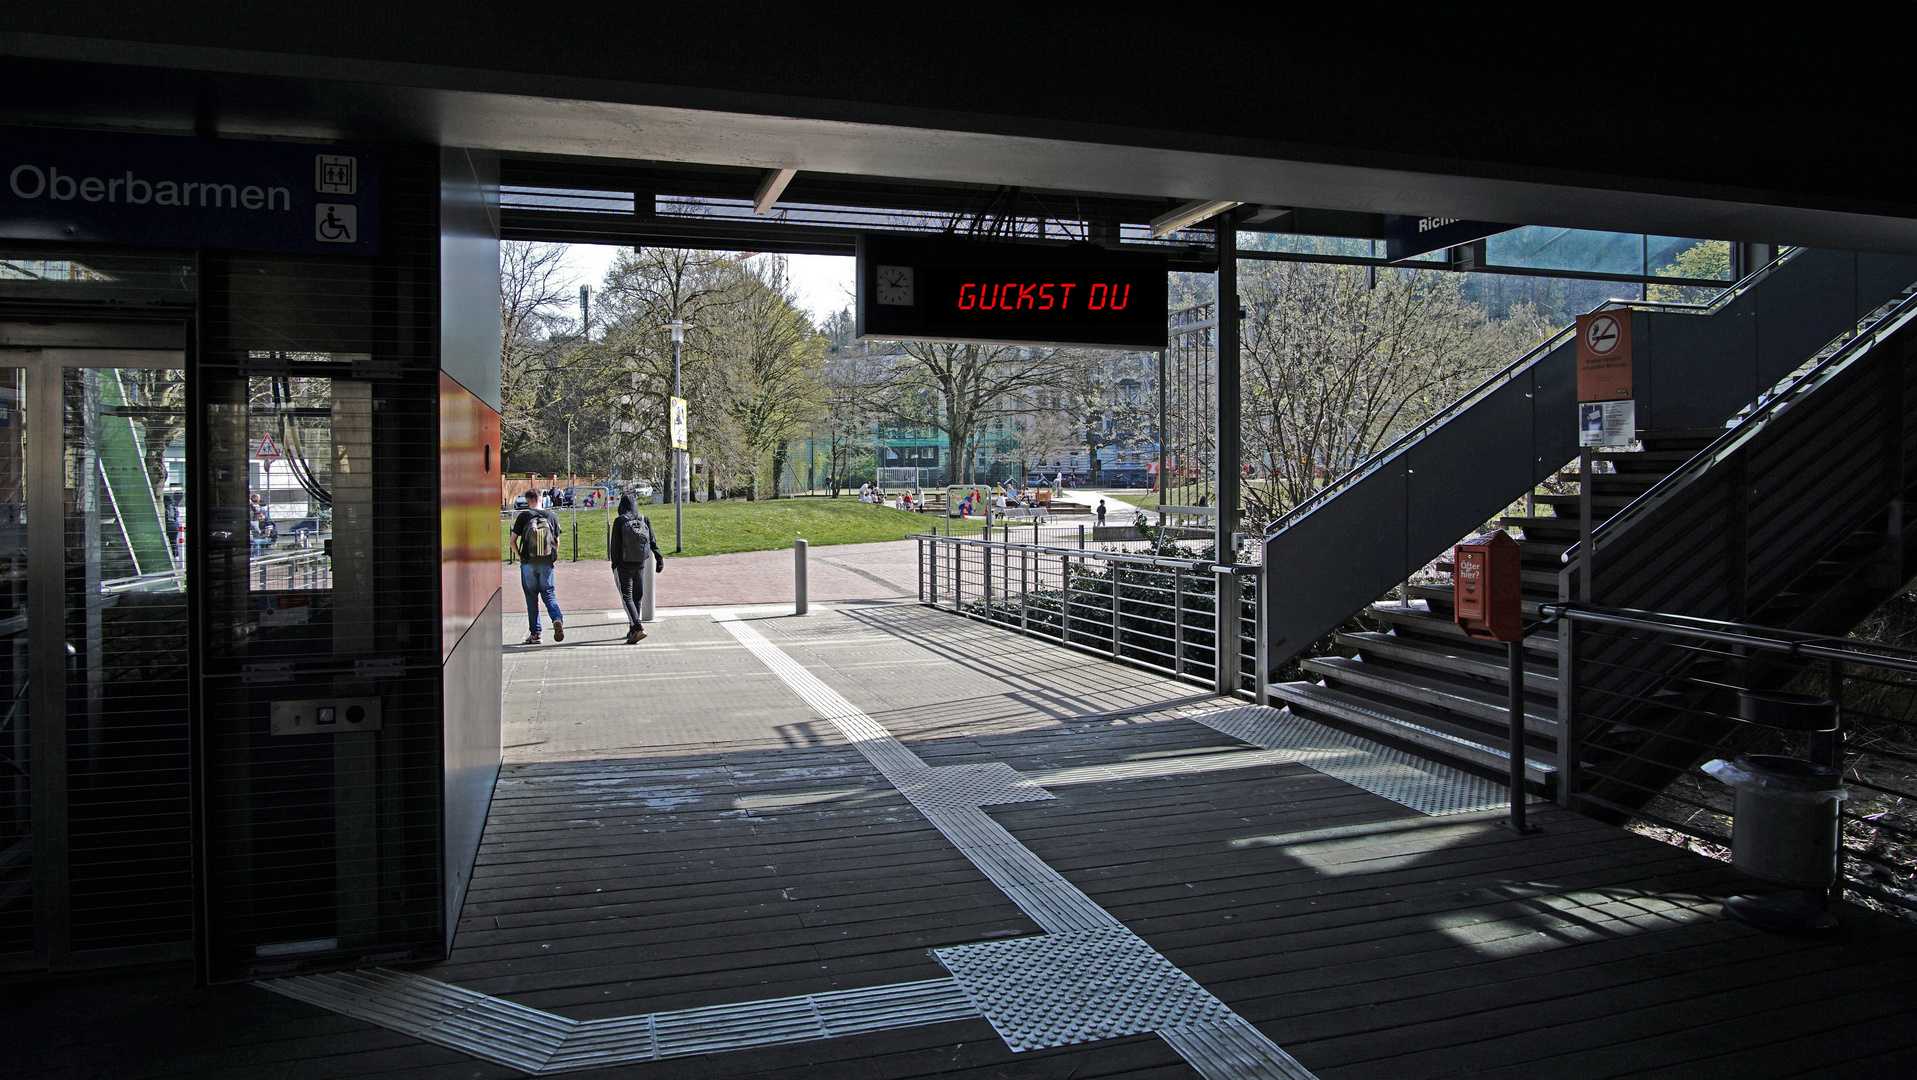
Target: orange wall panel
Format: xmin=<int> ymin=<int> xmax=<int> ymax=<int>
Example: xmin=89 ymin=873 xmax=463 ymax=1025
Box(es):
xmin=440 ymin=372 xmax=501 ymax=660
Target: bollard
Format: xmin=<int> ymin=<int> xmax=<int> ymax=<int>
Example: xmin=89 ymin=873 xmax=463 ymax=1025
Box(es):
xmin=794 ymin=538 xmax=809 ymax=615
xmin=640 ymin=558 xmax=655 ymax=624
xmin=1078 ymin=524 xmax=1086 ymax=550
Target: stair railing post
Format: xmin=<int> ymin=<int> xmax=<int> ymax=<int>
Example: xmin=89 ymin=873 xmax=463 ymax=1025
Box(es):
xmin=1062 ymin=553 xmax=1073 ymax=645
xmin=1579 ymin=449 xmax=1594 ymax=602
xmin=1175 ymin=566 xmax=1186 ymax=677
xmin=1020 ymin=545 xmax=1030 ymax=633
xmin=1506 ymin=637 xmax=1540 ymax=834
xmin=1255 ymin=561 xmax=1270 ymax=708
xmin=1214 ymin=563 xmax=1238 ymax=697
xmin=1556 ymin=610 xmax=1579 ymax=809
xmin=1821 ymin=656 xmax=1848 ymax=907
xmin=1110 ymin=559 xmax=1122 ymax=659
xmin=983 ymin=536 xmax=993 ymax=615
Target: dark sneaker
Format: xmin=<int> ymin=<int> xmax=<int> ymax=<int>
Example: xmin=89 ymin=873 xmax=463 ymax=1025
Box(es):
xmin=624 ymin=626 xmax=639 ymax=644
xmin=521 ymin=634 xmax=541 ymax=645
xmin=553 ymin=622 xmax=565 ymax=642
xmin=632 ymin=627 xmax=647 ymax=642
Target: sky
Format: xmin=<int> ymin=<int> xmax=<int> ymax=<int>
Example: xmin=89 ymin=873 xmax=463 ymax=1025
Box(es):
xmin=558 ymin=243 xmax=856 ymax=327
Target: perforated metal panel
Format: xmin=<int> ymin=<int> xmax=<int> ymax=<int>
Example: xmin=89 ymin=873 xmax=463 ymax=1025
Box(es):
xmin=1187 ymin=704 xmax=1513 ymax=816
xmin=936 ymin=927 xmax=1233 ymax=1051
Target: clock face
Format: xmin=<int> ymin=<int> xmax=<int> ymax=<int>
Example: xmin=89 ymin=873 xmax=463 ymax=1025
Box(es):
xmin=875 ymin=265 xmax=914 ymax=306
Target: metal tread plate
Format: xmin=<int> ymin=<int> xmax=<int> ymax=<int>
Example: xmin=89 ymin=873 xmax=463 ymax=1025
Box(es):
xmin=1186 ymin=703 xmax=1521 ymax=816
xmin=935 ymin=927 xmax=1233 ymax=1052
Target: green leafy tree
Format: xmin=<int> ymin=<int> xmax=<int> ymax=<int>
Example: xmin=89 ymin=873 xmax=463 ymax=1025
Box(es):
xmin=1647 ymin=240 xmax=1733 ymax=304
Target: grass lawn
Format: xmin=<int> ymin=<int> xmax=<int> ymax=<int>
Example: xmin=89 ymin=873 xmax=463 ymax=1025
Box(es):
xmin=503 ymin=497 xmax=986 ymax=561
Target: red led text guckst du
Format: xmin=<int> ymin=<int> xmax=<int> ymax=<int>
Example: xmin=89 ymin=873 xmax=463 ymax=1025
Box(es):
xmin=955 ymin=281 xmax=1133 ymax=312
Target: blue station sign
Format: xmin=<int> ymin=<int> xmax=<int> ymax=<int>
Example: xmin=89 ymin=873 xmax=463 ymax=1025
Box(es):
xmin=1384 ymin=214 xmax=1512 ymax=262
xmin=0 ymin=127 xmax=379 ymax=254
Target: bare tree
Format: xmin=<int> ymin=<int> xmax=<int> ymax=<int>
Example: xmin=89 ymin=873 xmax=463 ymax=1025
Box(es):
xmin=498 ymin=242 xmax=581 ymax=467
xmin=864 ymin=341 xmax=1093 ymax=485
xmin=599 ymin=248 xmax=742 ymax=495
xmin=1240 ymin=261 xmax=1551 ymax=521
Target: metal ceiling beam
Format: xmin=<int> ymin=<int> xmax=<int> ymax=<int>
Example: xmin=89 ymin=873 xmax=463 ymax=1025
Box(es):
xmin=752 ymin=167 xmax=798 ymax=215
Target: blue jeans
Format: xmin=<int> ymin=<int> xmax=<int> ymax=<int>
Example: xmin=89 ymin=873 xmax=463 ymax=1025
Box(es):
xmin=521 ymin=562 xmax=561 ymax=635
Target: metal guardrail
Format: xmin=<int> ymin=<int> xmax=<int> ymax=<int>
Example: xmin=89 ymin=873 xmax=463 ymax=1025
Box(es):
xmin=914 ymin=534 xmax=1261 ymax=698
xmin=251 ymin=548 xmax=331 ymax=591
xmin=1542 ymin=603 xmax=1917 ymax=917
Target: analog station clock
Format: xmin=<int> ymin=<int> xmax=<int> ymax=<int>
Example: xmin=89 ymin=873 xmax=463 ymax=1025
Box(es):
xmin=875 ymin=265 xmax=914 ymax=306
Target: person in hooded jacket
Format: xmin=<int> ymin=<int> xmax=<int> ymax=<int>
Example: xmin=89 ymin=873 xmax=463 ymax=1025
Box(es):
xmin=607 ymin=494 xmax=665 ymax=642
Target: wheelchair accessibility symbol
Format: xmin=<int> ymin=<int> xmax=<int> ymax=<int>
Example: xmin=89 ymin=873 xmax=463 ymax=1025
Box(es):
xmin=315 ymin=203 xmax=358 ymax=244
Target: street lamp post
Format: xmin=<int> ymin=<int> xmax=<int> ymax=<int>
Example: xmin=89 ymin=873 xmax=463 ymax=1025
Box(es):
xmin=667 ymin=319 xmax=686 ymax=553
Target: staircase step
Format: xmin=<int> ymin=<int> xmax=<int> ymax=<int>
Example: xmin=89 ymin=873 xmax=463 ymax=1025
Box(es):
xmin=1434 ymin=561 xmax=1562 ymax=588
xmin=1636 ymin=427 xmax=1727 ymax=449
xmin=1337 ymin=631 xmax=1560 ymax=694
xmin=1589 ymin=450 xmax=1697 ymax=470
xmin=1556 ymin=470 xmax=1663 ymax=487
xmin=1533 ymin=493 xmax=1636 ymax=510
xmin=1368 ymin=602 xmax=1560 ymax=657
xmin=1304 ymin=656 xmax=1559 ymax=736
xmin=1266 ymin=682 xmax=1556 ymax=787
xmin=1402 ymin=582 xmax=1550 ymax=618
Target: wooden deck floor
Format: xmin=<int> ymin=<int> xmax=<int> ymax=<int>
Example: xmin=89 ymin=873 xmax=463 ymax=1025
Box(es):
xmin=8 ymin=601 xmax=1916 ymax=1079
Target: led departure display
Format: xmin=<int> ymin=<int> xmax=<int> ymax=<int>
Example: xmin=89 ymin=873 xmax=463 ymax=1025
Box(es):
xmin=857 ymin=235 xmax=1167 ymax=349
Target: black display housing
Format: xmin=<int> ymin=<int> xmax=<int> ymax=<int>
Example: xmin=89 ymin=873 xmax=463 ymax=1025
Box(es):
xmin=856 ymin=234 xmax=1168 ymax=350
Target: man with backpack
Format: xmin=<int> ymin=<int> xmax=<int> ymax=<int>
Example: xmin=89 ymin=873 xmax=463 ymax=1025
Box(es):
xmin=607 ymin=493 xmax=665 ymax=643
xmin=512 ymin=488 xmax=565 ymax=645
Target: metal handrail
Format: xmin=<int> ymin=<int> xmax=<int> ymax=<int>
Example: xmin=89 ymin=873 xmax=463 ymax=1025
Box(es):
xmin=1540 ymin=602 xmax=1917 ymax=675
xmin=1557 ymin=286 xmax=1917 ymax=571
xmin=1263 ymin=247 xmax=1804 ymax=538
xmin=913 ymin=532 xmax=1216 ymax=571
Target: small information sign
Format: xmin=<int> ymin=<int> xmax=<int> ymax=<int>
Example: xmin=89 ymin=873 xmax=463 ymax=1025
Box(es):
xmin=1579 ymin=400 xmax=1637 ymax=447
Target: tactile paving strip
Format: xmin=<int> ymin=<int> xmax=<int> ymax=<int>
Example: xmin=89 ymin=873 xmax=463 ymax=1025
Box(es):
xmin=1186 ymin=704 xmax=1512 ymax=816
xmin=1160 ymin=1016 xmax=1322 ymax=1080
xmin=260 ymin=969 xmax=981 ymax=1074
xmin=935 ymin=927 xmax=1233 ymax=1051
xmin=717 ymin=612 xmax=1318 ymax=1078
xmin=895 ymin=761 xmax=1056 ymax=813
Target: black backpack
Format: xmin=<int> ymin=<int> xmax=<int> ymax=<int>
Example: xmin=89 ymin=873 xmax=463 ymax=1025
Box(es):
xmin=517 ymin=512 xmax=557 ymax=560
xmin=615 ymin=513 xmax=652 ymax=563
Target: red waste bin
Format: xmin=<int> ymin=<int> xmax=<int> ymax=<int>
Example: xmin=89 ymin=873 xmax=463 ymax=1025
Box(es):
xmin=1454 ymin=531 xmax=1523 ymax=642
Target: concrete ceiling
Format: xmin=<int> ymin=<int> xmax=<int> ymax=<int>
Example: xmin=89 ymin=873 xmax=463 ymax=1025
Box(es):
xmin=4 ymin=15 xmax=1916 ymax=253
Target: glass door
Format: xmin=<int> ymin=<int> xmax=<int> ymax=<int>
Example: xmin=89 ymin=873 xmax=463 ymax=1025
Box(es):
xmin=0 ymin=341 xmax=188 ymax=971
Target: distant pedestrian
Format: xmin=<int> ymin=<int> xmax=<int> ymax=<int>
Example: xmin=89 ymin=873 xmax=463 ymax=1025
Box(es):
xmin=512 ymin=488 xmax=564 ymax=645
xmin=608 ymin=493 xmax=664 ymax=643
xmin=1096 ymin=499 xmax=1107 ymax=526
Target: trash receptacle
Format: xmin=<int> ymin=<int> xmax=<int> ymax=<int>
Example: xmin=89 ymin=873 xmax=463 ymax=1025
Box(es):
xmin=1703 ymin=754 xmax=1846 ymax=889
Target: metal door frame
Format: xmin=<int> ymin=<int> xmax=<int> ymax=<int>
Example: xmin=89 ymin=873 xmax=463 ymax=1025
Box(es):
xmin=1 ymin=328 xmax=186 ymax=972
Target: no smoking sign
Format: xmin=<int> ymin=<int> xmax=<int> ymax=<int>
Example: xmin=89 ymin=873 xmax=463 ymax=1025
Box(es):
xmin=1576 ymin=309 xmax=1634 ymax=403
xmin=1582 ymin=314 xmax=1623 ymax=357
